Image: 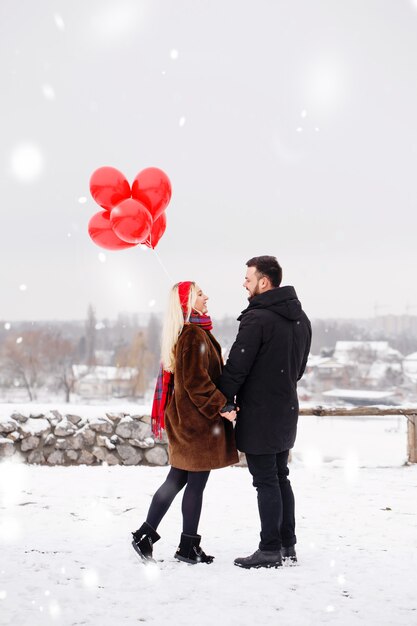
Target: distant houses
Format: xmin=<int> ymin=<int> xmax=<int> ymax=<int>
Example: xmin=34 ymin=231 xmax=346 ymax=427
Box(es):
xmin=403 ymin=352 xmax=417 ymax=383
xmin=305 ymin=340 xmax=415 ymax=405
xmin=72 ymin=365 xmax=139 ymax=399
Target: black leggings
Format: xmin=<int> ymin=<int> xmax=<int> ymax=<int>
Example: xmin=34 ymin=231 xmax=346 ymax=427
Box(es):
xmin=146 ymin=466 xmax=210 ymax=535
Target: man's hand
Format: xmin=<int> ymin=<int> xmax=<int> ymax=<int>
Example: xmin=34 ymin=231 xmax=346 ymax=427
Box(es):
xmin=220 ymin=402 xmax=237 ymax=421
xmin=220 ymin=409 xmax=236 ymax=422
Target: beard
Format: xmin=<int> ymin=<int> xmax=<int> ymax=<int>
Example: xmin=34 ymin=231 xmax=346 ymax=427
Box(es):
xmin=247 ymin=282 xmax=261 ymax=301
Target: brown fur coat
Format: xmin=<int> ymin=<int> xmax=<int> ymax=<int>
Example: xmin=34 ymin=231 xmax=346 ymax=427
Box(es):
xmin=164 ymin=324 xmax=239 ymax=471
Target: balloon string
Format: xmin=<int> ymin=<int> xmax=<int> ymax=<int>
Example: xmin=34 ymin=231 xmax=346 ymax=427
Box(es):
xmin=152 ymin=248 xmax=173 ymax=282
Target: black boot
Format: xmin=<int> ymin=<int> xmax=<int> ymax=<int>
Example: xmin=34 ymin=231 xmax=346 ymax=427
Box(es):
xmin=131 ymin=522 xmax=160 ymax=563
xmin=174 ymin=533 xmax=214 ymax=564
xmin=281 ymin=545 xmax=297 ymax=565
xmin=234 ymin=549 xmax=282 ymax=569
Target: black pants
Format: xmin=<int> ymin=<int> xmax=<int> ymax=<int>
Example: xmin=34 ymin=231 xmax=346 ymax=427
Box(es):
xmin=245 ymin=450 xmax=296 ymax=552
xmin=145 ymin=466 xmax=210 ymax=536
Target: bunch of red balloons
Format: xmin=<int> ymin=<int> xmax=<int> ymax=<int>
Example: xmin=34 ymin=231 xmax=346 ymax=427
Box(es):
xmin=88 ymin=166 xmax=171 ymax=250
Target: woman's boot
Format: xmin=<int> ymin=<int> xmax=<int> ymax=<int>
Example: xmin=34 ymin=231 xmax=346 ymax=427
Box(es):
xmin=174 ymin=533 xmax=214 ymax=564
xmin=131 ymin=522 xmax=160 ymax=562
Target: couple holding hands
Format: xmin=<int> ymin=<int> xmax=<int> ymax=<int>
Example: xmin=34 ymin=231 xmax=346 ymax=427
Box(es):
xmin=131 ymin=255 xmax=311 ymax=570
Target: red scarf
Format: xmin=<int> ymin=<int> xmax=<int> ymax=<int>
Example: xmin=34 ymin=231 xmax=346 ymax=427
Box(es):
xmin=151 ymin=282 xmax=213 ymax=439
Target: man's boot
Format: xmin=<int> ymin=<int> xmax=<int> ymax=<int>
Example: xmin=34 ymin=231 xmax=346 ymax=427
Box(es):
xmin=234 ymin=548 xmax=282 ymax=569
xmin=281 ymin=545 xmax=297 ymax=564
xmin=174 ymin=533 xmax=214 ymax=564
xmin=131 ymin=522 xmax=160 ymax=563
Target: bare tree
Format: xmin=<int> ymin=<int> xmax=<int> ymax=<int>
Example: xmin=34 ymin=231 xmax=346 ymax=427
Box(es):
xmin=42 ymin=332 xmax=79 ymax=402
xmin=85 ymin=304 xmax=97 ymax=366
xmin=146 ymin=313 xmax=161 ymax=376
xmin=115 ymin=331 xmax=153 ymax=397
xmin=2 ymin=331 xmax=46 ymax=401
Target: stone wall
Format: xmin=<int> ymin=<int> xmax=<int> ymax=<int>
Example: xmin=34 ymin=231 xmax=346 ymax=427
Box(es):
xmin=0 ymin=410 xmax=168 ymax=466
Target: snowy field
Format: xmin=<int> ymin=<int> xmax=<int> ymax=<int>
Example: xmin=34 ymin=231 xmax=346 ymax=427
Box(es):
xmin=1 ymin=413 xmax=417 ymax=626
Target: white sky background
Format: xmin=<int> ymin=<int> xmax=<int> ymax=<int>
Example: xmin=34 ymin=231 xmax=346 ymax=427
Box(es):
xmin=1 ymin=0 xmax=417 ymax=322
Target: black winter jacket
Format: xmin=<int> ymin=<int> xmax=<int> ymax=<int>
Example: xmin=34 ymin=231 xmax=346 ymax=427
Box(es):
xmin=218 ymin=286 xmax=311 ymax=454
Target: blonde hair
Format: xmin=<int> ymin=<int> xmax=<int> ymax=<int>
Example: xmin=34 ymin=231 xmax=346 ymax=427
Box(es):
xmin=161 ymin=282 xmax=198 ymax=372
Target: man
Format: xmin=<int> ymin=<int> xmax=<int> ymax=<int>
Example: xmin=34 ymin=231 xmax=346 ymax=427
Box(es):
xmin=219 ymin=256 xmax=311 ymax=569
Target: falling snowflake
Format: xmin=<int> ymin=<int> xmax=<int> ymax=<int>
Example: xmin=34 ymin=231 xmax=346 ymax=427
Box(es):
xmin=82 ymin=569 xmax=99 ymax=588
xmin=303 ymin=447 xmax=323 ymax=469
xmin=49 ymin=601 xmax=61 ymax=618
xmin=149 ymin=300 xmax=156 ymax=307
xmin=4 ymin=323 xmax=11 ymax=330
xmin=0 ymin=460 xmax=28 ymax=508
xmin=301 ymin=109 xmax=307 ymax=118
xmin=212 ymin=425 xmax=221 ymax=436
xmin=78 ymin=196 xmax=87 ymax=204
xmin=0 ymin=591 xmax=7 ymax=600
xmin=337 ymin=575 xmax=346 ymax=585
xmin=296 ymin=127 xmax=303 ymax=133
xmin=179 ymin=116 xmax=186 ymax=127
xmin=54 ymin=13 xmax=65 ymax=31
xmin=19 ymin=284 xmax=27 ymax=291
xmin=98 ymin=253 xmax=106 ymax=263
xmin=42 ymin=84 xmax=56 ymax=100
xmin=326 ymin=605 xmax=335 ymax=613
xmin=344 ymin=450 xmax=359 ymax=485
xmin=11 ymin=143 xmax=43 ymax=182
xmin=170 ymin=49 xmax=179 ymax=60
xmin=0 ymin=517 xmax=21 ymax=543
xmin=16 ymin=337 xmax=23 ymax=344
xmin=142 ymin=561 xmax=160 ymax=581
xmin=91 ymin=4 xmax=140 ymax=42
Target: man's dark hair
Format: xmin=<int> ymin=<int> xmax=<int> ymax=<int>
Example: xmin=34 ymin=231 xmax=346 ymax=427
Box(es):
xmin=246 ymin=256 xmax=282 ymax=288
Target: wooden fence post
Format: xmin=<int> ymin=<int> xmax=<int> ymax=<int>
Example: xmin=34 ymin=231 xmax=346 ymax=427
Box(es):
xmin=407 ymin=413 xmax=417 ymax=464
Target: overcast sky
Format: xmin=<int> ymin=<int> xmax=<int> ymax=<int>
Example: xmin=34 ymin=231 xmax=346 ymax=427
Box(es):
xmin=1 ymin=0 xmax=417 ymax=322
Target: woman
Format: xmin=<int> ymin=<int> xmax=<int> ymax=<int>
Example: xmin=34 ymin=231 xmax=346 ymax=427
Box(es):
xmin=131 ymin=281 xmax=238 ymax=565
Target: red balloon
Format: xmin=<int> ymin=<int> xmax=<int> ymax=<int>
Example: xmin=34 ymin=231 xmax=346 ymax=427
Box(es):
xmin=131 ymin=167 xmax=171 ymax=221
xmin=90 ymin=166 xmax=131 ymax=210
xmin=110 ymin=198 xmax=152 ymax=244
xmin=88 ymin=211 xmax=137 ymax=250
xmin=144 ymin=212 xmax=167 ymax=249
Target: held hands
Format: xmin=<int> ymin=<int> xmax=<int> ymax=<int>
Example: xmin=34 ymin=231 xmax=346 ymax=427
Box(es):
xmin=220 ymin=409 xmax=236 ymax=422
xmin=219 ymin=402 xmax=238 ymax=422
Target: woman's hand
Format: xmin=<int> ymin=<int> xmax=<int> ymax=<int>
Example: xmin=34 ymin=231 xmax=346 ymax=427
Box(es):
xmin=220 ymin=409 xmax=236 ymax=422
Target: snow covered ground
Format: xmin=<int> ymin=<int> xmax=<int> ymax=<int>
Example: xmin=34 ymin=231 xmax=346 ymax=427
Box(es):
xmin=1 ymin=413 xmax=416 ymax=625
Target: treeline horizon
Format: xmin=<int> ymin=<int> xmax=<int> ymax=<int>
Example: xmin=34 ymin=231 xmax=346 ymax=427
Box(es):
xmin=2 ymin=310 xmax=417 ymax=356
xmin=2 ymin=308 xmax=417 ymax=403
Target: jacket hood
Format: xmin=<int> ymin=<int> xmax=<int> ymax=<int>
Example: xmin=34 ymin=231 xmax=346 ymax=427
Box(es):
xmin=238 ymin=286 xmax=303 ymax=321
